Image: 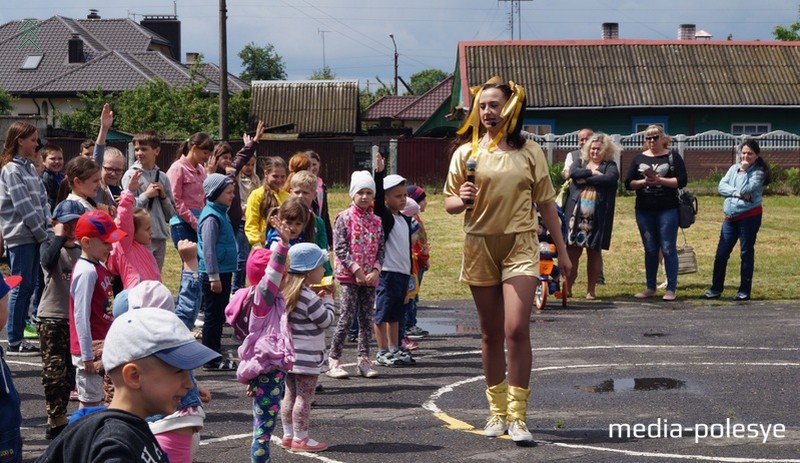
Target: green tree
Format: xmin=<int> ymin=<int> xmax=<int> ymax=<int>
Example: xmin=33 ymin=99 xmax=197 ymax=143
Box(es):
xmin=309 ymin=66 xmax=336 ymax=80
xmin=774 ymin=7 xmax=800 ymax=40
xmin=0 ymin=88 xmax=12 ymax=114
xmin=408 ymin=69 xmax=449 ymax=95
xmin=238 ymin=42 xmax=287 ymax=83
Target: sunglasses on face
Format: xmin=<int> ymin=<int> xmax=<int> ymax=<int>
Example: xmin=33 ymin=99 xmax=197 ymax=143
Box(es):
xmin=645 ymin=135 xmax=660 ymax=141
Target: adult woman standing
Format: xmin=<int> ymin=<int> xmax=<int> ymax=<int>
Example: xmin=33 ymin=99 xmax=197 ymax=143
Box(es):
xmin=703 ymin=140 xmax=770 ymax=301
xmin=624 ymin=125 xmax=687 ymax=301
xmin=444 ymin=77 xmax=570 ymax=444
xmin=564 ymin=133 xmax=620 ymax=300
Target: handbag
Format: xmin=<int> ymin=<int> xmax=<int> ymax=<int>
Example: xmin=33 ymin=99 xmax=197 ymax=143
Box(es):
xmin=677 ymin=229 xmax=698 ymax=274
xmin=677 ymin=189 xmax=698 ymax=229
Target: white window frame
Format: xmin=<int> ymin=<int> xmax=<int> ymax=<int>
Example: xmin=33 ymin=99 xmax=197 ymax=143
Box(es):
xmin=731 ymin=123 xmax=771 ymax=136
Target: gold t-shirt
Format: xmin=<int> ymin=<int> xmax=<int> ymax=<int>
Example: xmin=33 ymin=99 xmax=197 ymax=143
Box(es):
xmin=444 ymin=141 xmax=556 ymax=236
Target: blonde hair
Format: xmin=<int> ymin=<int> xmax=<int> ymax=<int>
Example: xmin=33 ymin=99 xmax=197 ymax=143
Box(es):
xmin=133 ymin=207 xmax=151 ymax=233
xmin=581 ymin=132 xmax=620 ymax=163
xmin=642 ymin=124 xmax=671 ymax=150
xmin=281 ymin=272 xmax=306 ymax=313
xmin=289 ymin=170 xmax=317 ymax=192
xmin=104 ymin=146 xmax=125 ymax=161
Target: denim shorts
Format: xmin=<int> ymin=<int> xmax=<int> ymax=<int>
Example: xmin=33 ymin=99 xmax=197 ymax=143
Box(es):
xmin=375 ymin=272 xmax=409 ymax=324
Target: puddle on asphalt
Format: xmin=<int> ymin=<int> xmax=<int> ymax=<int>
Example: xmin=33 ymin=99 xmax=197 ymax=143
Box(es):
xmin=643 ymin=332 xmax=668 ymax=337
xmin=418 ymin=317 xmax=481 ymax=336
xmin=577 ymin=377 xmax=686 ymax=393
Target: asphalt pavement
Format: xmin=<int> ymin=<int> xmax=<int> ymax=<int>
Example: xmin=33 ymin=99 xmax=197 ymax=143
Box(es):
xmin=9 ymin=298 xmax=800 ymax=463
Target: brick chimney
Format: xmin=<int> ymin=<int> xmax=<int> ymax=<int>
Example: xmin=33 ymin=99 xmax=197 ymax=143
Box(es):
xmin=601 ymin=22 xmax=619 ymax=40
xmin=678 ymin=24 xmax=696 ymax=40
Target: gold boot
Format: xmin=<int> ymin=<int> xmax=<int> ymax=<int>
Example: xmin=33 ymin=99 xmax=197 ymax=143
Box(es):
xmin=483 ymin=379 xmax=508 ymax=437
xmin=507 ymin=385 xmax=533 ymax=443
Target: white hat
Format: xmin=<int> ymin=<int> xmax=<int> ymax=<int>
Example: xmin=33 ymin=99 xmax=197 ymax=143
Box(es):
xmin=383 ymin=174 xmax=406 ymax=191
xmin=349 ymin=170 xmax=375 ymax=199
xmin=402 ymin=197 xmax=420 ymax=217
xmin=102 ymin=308 xmax=220 ymax=372
xmin=129 ymin=280 xmax=175 ymax=313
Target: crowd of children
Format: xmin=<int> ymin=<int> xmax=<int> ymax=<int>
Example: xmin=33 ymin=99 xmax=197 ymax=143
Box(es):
xmin=0 ymin=104 xmax=433 ymax=461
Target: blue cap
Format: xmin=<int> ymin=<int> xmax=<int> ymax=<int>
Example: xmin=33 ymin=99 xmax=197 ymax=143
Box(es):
xmin=288 ymin=243 xmax=328 ymax=273
xmin=52 ymin=200 xmax=86 ymax=223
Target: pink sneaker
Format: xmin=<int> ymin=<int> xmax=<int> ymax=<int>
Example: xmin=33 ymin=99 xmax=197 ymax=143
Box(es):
xmin=290 ymin=437 xmax=328 ymax=453
xmin=401 ymin=337 xmax=419 ymax=351
xmin=280 ymin=436 xmax=293 ymax=449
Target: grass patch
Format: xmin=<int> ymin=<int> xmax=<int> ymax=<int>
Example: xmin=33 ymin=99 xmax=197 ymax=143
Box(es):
xmin=160 ymin=191 xmax=800 ymax=302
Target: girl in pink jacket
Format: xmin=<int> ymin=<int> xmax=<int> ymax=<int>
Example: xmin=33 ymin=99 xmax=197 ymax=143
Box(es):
xmin=326 ymin=171 xmax=385 ymax=380
xmin=108 ymin=170 xmax=161 ymax=288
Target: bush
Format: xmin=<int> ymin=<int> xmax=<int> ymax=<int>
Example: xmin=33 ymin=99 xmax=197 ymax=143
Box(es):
xmin=549 ymin=161 xmax=565 ymax=190
xmin=786 ymin=168 xmax=800 ymax=196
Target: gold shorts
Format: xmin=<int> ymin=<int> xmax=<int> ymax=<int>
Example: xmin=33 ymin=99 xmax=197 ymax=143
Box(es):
xmin=460 ymin=231 xmax=539 ymax=286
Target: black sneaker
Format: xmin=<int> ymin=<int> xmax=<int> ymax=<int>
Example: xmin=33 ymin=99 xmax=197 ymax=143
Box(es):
xmin=45 ymin=424 xmax=67 ymax=440
xmin=391 ymin=349 xmax=417 ymax=366
xmin=202 ymin=357 xmax=237 ymax=371
xmin=406 ymin=325 xmax=429 ymax=340
xmin=346 ymin=334 xmax=357 ymax=343
xmin=6 ymin=341 xmax=40 ymax=356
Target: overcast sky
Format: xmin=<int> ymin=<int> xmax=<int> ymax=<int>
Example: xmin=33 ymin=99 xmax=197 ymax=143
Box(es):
xmin=3 ymin=0 xmax=799 ymax=88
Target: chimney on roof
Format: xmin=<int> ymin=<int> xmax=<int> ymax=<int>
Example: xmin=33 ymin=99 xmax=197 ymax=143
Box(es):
xmin=140 ymin=15 xmax=181 ymax=62
xmin=68 ymin=34 xmax=85 ymax=64
xmin=601 ymin=22 xmax=619 ymax=40
xmin=87 ymin=9 xmax=101 ymax=20
xmin=678 ymin=24 xmax=696 ymax=40
xmin=185 ymin=52 xmax=199 ymax=64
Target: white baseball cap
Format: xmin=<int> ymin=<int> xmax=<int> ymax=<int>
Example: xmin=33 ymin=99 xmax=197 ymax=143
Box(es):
xmin=102 ymin=308 xmax=220 ymax=372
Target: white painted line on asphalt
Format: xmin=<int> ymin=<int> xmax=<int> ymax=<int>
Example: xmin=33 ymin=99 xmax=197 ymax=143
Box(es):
xmin=200 ymin=430 xmax=347 ymax=462
xmin=426 ymin=351 xmax=800 ymax=462
xmin=5 ymin=360 xmax=42 ymax=367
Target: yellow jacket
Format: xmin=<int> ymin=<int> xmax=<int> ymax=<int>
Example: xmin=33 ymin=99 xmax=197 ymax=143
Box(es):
xmin=244 ymin=186 xmax=290 ymax=247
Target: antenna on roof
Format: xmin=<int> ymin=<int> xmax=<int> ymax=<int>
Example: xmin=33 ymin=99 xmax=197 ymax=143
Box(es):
xmin=174 ymin=1 xmax=178 ymax=16
xmin=127 ymin=10 xmax=140 ymax=21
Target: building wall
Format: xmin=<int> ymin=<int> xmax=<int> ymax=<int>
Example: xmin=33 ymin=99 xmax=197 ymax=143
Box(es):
xmin=527 ymin=108 xmax=800 ymax=136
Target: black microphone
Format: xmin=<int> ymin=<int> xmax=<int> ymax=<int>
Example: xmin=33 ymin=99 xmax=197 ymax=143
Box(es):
xmin=465 ymin=158 xmax=477 ymax=208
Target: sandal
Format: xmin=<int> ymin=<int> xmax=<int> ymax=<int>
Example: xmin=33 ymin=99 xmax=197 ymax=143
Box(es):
xmin=634 ymin=289 xmax=656 ymax=299
xmin=202 ymin=358 xmax=238 ymax=371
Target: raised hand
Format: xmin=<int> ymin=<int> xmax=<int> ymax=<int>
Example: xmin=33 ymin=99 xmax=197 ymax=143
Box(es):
xmin=127 ymin=170 xmax=142 ymax=193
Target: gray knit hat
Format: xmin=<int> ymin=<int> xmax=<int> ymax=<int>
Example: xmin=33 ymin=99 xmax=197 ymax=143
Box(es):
xmin=203 ymin=173 xmax=234 ymax=202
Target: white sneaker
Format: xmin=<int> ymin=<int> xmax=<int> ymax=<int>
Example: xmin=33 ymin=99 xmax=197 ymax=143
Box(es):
xmin=484 ymin=415 xmax=507 ymax=437
xmin=325 ymin=359 xmax=349 ymax=379
xmin=357 ymin=357 xmax=379 ymax=378
xmin=507 ymin=419 xmax=533 ymax=442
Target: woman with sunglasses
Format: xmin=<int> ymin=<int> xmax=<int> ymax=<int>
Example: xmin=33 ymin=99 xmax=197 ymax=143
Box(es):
xmin=624 ymin=125 xmax=687 ymax=301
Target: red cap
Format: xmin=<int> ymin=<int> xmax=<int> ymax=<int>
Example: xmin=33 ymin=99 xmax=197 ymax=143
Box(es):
xmin=75 ymin=210 xmax=127 ymax=243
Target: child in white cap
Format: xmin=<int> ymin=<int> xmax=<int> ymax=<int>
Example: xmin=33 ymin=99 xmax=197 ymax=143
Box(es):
xmin=36 ymin=308 xmax=220 ymax=462
xmin=326 ymin=170 xmax=384 ymax=379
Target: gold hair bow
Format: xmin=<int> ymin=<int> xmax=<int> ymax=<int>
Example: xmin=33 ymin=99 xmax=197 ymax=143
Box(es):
xmin=456 ymin=77 xmax=526 ymax=157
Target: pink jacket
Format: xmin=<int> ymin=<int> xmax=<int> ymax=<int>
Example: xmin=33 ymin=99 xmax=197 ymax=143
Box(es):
xmin=237 ymin=242 xmax=295 ymax=382
xmin=333 ymin=203 xmax=384 ymax=286
xmin=108 ymin=191 xmax=161 ymax=288
xmin=166 ymin=154 xmax=207 ymax=230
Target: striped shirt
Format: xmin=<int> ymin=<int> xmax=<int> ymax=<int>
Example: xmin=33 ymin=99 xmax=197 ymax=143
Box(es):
xmin=287 ymin=287 xmax=334 ymax=375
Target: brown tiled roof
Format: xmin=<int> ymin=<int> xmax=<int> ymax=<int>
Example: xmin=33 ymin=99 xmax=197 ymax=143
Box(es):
xmin=250 ymin=80 xmax=359 ymax=135
xmin=362 ymin=96 xmax=417 ymax=120
xmin=456 ymin=40 xmax=800 ymax=109
xmin=395 ymin=76 xmax=453 ymax=120
xmin=191 ymin=62 xmax=250 ymax=93
xmin=0 ymin=15 xmax=243 ymax=97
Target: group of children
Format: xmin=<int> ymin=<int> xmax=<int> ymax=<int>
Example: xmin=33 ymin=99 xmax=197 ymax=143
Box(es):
xmin=0 ymin=105 xmax=432 ymax=461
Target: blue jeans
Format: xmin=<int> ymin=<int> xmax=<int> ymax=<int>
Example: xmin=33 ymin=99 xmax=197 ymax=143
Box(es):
xmin=232 ymin=225 xmax=250 ymax=292
xmin=175 ymin=271 xmax=202 ymax=330
xmin=710 ymin=214 xmax=762 ymax=296
xmin=170 ymin=222 xmax=198 ymax=248
xmin=0 ymin=353 xmax=22 ymax=463
xmin=6 ymin=243 xmax=39 ymax=346
xmin=635 ymin=208 xmax=679 ymax=292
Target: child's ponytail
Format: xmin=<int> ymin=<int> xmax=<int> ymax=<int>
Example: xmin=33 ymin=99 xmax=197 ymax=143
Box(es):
xmin=56 ymin=156 xmax=101 ymax=204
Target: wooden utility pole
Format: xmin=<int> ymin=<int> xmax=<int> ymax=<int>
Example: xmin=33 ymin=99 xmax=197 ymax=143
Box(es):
xmin=219 ymin=0 xmax=229 ymax=140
